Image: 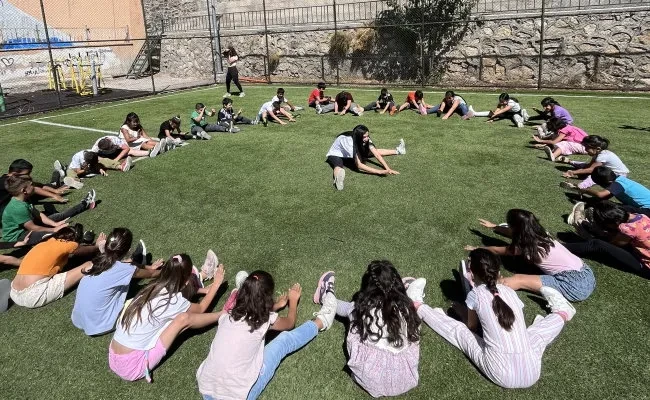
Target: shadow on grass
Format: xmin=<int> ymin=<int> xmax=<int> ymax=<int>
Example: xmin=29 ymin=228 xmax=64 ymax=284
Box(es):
xmin=554 ymin=165 xmax=573 ymax=173
xmin=619 ymin=125 xmax=650 ymax=132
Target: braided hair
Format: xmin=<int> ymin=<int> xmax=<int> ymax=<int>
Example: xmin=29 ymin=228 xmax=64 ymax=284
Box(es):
xmin=468 ymin=249 xmax=515 ymax=330
xmin=350 ymin=260 xmax=421 ymax=348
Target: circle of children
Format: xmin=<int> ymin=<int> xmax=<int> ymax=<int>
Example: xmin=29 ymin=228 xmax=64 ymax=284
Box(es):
xmin=1 ymin=82 xmax=649 ymax=400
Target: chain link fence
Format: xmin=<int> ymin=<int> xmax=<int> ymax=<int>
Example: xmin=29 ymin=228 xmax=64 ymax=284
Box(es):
xmin=1 ymin=0 xmax=649 ymax=118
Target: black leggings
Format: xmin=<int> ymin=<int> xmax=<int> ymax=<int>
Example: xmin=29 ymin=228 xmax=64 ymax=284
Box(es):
xmin=226 ymin=66 xmax=243 ymax=94
xmin=22 ymin=201 xmax=88 ymax=245
xmin=564 ymin=239 xmax=649 ymax=278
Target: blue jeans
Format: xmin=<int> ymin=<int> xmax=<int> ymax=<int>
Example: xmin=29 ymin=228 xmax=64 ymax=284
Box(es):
xmin=427 ymin=103 xmax=469 ymax=116
xmin=202 ymin=321 xmax=319 ymax=400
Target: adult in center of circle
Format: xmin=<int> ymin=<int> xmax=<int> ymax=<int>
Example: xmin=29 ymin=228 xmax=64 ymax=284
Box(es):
xmin=325 ymin=125 xmax=406 ymax=191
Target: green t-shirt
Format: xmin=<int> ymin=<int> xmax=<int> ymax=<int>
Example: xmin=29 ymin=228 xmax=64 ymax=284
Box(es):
xmin=1 ymin=197 xmax=33 ymax=242
xmin=190 ymin=110 xmax=207 ymax=128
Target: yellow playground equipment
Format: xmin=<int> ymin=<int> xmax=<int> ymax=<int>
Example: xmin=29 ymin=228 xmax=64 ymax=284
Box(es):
xmin=48 ymin=52 xmax=104 ymax=96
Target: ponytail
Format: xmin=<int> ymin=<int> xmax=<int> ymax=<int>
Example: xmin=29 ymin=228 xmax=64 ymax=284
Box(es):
xmin=488 ymin=285 xmax=515 ymax=331
xmin=83 ymin=228 xmax=133 ymax=276
xmin=468 ymin=249 xmax=515 ymax=331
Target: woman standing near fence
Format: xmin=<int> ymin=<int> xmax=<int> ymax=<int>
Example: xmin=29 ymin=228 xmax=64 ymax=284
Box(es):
xmin=223 ymin=46 xmax=245 ymax=98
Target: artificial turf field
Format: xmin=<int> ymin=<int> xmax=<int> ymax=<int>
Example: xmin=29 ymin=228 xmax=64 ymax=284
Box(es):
xmin=0 ymin=85 xmax=649 ymax=400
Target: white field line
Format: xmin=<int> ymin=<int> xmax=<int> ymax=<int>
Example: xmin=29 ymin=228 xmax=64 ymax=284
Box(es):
xmin=30 ymin=120 xmax=117 ymax=134
xmin=2 ymin=84 xmax=648 ymax=129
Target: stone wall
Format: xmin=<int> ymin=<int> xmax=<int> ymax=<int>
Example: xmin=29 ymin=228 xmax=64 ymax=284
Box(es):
xmin=151 ymin=5 xmax=650 ymax=89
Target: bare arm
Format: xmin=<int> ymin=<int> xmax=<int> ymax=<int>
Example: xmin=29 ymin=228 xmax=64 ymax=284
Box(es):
xmin=269 ymin=284 xmax=301 ymax=332
xmin=340 ymin=100 xmax=352 ymax=115
xmin=467 ymin=309 xmax=479 ymax=332
xmin=132 ymin=268 xmax=161 ymax=279
xmin=187 ymin=264 xmax=225 ymax=313
xmin=443 ymin=99 xmax=462 ymax=119
xmin=369 ymin=147 xmax=396 ymax=173
xmin=533 ymin=133 xmax=566 ymax=145
xmin=33 ymin=186 xmax=66 ymax=202
xmin=354 ymin=154 xmax=389 ymax=175
xmin=268 ymin=110 xmax=286 ymax=125
xmin=24 ymin=219 xmax=57 ymax=233
xmin=489 ymin=104 xmax=512 ymax=119
xmin=115 ymin=145 xmax=130 ymax=160
xmin=580 ymin=188 xmax=612 ymax=199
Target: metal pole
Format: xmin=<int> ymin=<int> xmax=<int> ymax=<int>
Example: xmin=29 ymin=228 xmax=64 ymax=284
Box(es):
xmin=39 ymin=0 xmax=62 ymax=107
xmin=206 ymin=0 xmax=218 ymax=84
xmin=537 ymin=0 xmax=546 ymax=90
xmin=139 ymin=0 xmax=156 ymax=93
xmin=262 ymin=0 xmax=271 ymax=83
xmin=333 ymin=0 xmax=339 ymax=86
xmin=420 ymin=5 xmax=425 ymax=87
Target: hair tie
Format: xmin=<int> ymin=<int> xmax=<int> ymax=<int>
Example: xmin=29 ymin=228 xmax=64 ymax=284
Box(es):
xmin=252 ymin=275 xmax=259 ymax=280
xmin=493 ymin=292 xmax=500 ymax=297
xmin=109 ymin=237 xmax=116 ymax=242
xmin=173 ymin=255 xmax=182 ymax=262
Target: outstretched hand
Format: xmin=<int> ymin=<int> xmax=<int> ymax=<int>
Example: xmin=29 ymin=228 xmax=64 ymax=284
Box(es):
xmin=464 ymin=245 xmax=477 ymax=251
xmin=288 ymin=283 xmax=302 ymax=303
xmin=478 ymin=219 xmax=497 ymax=229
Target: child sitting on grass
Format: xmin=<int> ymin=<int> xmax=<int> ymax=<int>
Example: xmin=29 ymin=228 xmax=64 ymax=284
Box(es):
xmin=159 ymin=116 xmax=193 ymax=146
xmin=468 ymin=92 xmax=528 ymax=127
xmin=364 ymin=87 xmax=397 ymax=115
xmin=71 ymin=228 xmax=163 ymax=336
xmin=533 ymin=118 xmax=588 ymax=162
xmin=417 ymin=249 xmax=575 ymax=388
xmin=467 ymin=209 xmax=595 ymax=302
xmin=218 ymin=98 xmax=255 ymax=133
xmin=119 ymin=112 xmax=159 ymax=151
xmin=257 ymin=100 xmax=295 ymax=126
xmin=312 ymin=262 xmax=422 ymax=397
xmin=398 ymin=90 xmax=429 ymax=113
xmin=92 ymin=135 xmax=158 ymax=167
xmin=334 ymin=91 xmax=364 ymax=116
xmin=559 ymin=135 xmax=629 ymax=191
xmin=531 ymin=97 xmax=574 ymax=139
xmin=196 ymin=271 xmax=336 ymax=400
xmin=191 ymin=103 xmax=228 ymax=139
xmin=1 ymin=175 xmax=97 ymax=246
xmin=56 ymin=150 xmax=108 ymax=190
xmin=308 ymin=82 xmax=333 ymax=113
xmin=109 ymin=255 xmax=225 ymax=382
xmin=427 ymin=90 xmax=472 ymax=119
xmin=10 ymin=226 xmax=102 ymax=309
xmin=1 ymin=159 xmax=69 ymax=206
xmin=272 ymin=88 xmax=302 ymax=112
xmin=325 ymin=125 xmax=405 ymax=191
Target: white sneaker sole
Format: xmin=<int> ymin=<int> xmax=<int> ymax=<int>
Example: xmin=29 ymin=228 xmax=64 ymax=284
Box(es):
xmin=334 ymin=169 xmax=345 ymax=191
xmin=63 ymin=177 xmax=83 ymax=189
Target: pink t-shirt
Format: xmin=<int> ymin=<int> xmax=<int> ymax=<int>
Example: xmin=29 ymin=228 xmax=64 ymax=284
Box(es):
xmin=558 ymin=125 xmax=587 ymax=143
xmin=618 ymin=214 xmax=650 ymax=270
xmin=537 ymin=240 xmax=584 ymax=275
xmin=196 ymin=311 xmax=278 ymax=399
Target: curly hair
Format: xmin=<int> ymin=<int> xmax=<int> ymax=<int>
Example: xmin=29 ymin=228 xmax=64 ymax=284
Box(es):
xmin=350 ymin=260 xmax=420 ymax=348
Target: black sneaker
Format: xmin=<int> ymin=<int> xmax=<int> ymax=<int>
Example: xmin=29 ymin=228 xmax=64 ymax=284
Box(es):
xmin=82 ymin=230 xmax=96 ymax=245
xmin=132 ymin=239 xmax=147 ymax=265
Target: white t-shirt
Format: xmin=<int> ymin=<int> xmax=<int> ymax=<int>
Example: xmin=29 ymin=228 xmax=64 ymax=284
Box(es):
xmin=258 ymin=101 xmax=275 ymax=115
xmin=326 ymin=135 xmax=374 ymax=159
xmin=197 ymin=311 xmax=278 ymax=399
xmin=118 ymin=124 xmax=140 ymax=140
xmin=452 ymin=95 xmax=466 ymax=105
xmin=91 ymin=136 xmax=125 ymax=152
xmin=596 ymin=150 xmax=629 ymax=175
xmin=507 ymin=99 xmax=521 ymax=113
xmin=112 ymin=289 xmax=191 ymax=350
xmin=68 ymin=150 xmax=88 ymax=170
xmin=272 ymin=95 xmax=288 ymax=104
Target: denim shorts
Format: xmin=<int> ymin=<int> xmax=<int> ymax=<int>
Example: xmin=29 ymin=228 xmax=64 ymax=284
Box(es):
xmin=541 ymin=264 xmax=595 ymax=302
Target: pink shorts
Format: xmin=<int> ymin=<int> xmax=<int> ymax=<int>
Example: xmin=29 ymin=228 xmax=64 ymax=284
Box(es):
xmin=554 ymin=141 xmax=586 ymax=155
xmin=109 ymin=339 xmax=167 ymax=381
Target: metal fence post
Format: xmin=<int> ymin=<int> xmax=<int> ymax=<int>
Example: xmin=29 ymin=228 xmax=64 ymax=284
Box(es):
xmin=333 ymin=0 xmax=339 ymax=86
xmin=206 ymin=0 xmax=218 ymax=84
xmin=263 ymin=0 xmax=271 ymax=83
xmin=139 ymin=0 xmax=156 ymax=93
xmin=419 ymin=5 xmax=425 ymax=87
xmin=537 ymin=0 xmax=546 ymax=90
xmin=39 ymin=0 xmax=62 ymax=107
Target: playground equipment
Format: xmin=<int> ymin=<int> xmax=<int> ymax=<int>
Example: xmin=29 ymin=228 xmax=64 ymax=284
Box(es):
xmin=48 ymin=52 xmax=104 ymax=96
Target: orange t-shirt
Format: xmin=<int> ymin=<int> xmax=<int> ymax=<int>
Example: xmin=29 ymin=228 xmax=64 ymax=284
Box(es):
xmin=17 ymin=238 xmax=79 ymax=276
xmin=406 ymin=91 xmax=416 ymax=103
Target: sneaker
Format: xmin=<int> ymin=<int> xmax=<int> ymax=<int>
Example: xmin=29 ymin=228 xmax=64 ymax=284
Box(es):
xmin=53 ymin=159 xmax=64 ymax=173
xmin=560 ymin=181 xmax=578 ymax=192
xmin=567 ymin=201 xmax=586 ymax=226
xmin=313 ymin=271 xmax=335 ymax=304
xmin=540 ymin=286 xmax=576 ymax=321
xmin=402 ymin=277 xmax=415 ymax=289
xmin=396 ymin=139 xmax=406 ymax=155
xmin=239 ymin=92 xmax=245 ymax=97
xmin=235 ymin=270 xmax=249 ymax=290
xmin=230 ymin=126 xmax=241 ymax=133
xmin=313 ymin=292 xmax=337 ymax=331
xmin=200 ymin=249 xmax=219 ymax=280
xmin=334 ymin=169 xmax=345 ymax=191
xmin=516 ymin=121 xmax=524 ymax=128
xmin=121 ymin=156 xmax=133 ymax=172
xmin=82 ymin=230 xmax=95 ymax=245
xmin=522 ymin=108 xmax=530 ymax=122
xmin=535 ymin=126 xmax=545 ymax=137
xmin=459 ymin=259 xmax=474 ymax=295
xmin=544 ymin=146 xmax=555 ymax=161
xmin=316 ymin=104 xmax=323 ymax=114
xmin=63 ymin=177 xmax=84 ymax=190
xmin=50 ymin=170 xmax=63 ymax=188
xmin=132 ymin=239 xmax=146 ymax=265
xmin=251 ymin=119 xmax=259 ymax=125
xmin=85 ymin=188 xmax=97 ymax=204
xmin=556 ymin=155 xmax=570 ymax=163
xmin=294 ymin=106 xmax=304 ymax=111
xmin=149 ymin=141 xmax=162 ymax=158
xmin=201 ymin=131 xmax=212 ymax=140
xmin=406 ymin=278 xmax=426 ymax=303
xmin=223 ymin=92 xmax=231 ymax=98
xmin=262 ymin=116 xmax=268 ymax=127
xmin=223 ymin=289 xmax=238 ymax=312
xmin=158 ymin=138 xmax=167 ymax=154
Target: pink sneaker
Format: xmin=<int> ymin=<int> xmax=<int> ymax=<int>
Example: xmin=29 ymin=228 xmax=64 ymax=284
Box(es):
xmin=223 ymin=289 xmax=238 ymax=313
xmin=313 ymin=271 xmax=335 ymax=304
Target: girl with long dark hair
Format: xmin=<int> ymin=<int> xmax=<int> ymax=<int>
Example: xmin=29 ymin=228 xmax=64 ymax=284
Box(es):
xmin=223 ymin=46 xmax=244 ymax=98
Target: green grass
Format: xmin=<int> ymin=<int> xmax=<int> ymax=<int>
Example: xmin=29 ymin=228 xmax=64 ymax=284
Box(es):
xmin=1 ymin=86 xmax=649 ymax=400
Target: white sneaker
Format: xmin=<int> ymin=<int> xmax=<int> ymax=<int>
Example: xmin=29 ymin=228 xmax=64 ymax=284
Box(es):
xmin=235 ymin=270 xmax=249 ymax=289
xmin=149 ymin=141 xmax=162 ymax=158
xmin=86 ymin=188 xmax=97 ymax=204
xmin=294 ymin=106 xmax=304 ymax=111
xmin=459 ymin=260 xmax=474 ymax=295
xmin=313 ymin=292 xmax=337 ymax=331
xmin=406 ymin=278 xmax=426 ymax=303
xmin=468 ymin=105 xmax=475 ymax=113
xmin=53 ymin=160 xmax=64 ymax=175
xmin=540 ymin=286 xmax=576 ymax=321
xmin=516 ymin=121 xmax=524 ymax=128
xmin=316 ymin=104 xmax=323 ymax=114
xmin=121 ymin=156 xmax=133 ymax=172
xmin=333 ymin=169 xmax=345 ymax=191
xmin=522 ymin=108 xmax=530 ymax=122
xmin=223 ymin=93 xmax=231 ymax=98
xmin=395 ymin=139 xmax=406 ymax=155
xmin=568 ymin=201 xmax=586 ymax=226
xmin=535 ymin=126 xmax=545 ymax=137
xmin=239 ymin=92 xmax=245 ymax=97
xmin=544 ymin=146 xmax=555 ymax=161
xmin=200 ymin=249 xmax=219 ymax=280
xmin=158 ymin=138 xmax=167 ymax=154
xmin=199 ymin=131 xmax=212 ymax=140
xmin=63 ymin=176 xmax=84 ymax=189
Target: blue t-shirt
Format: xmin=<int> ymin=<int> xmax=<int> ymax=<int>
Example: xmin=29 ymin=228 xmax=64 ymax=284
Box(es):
xmin=71 ymin=261 xmax=137 ymax=336
xmin=608 ymin=176 xmax=650 ymax=209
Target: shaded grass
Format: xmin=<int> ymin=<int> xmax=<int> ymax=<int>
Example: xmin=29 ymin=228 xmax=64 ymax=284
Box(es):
xmin=0 ymin=86 xmax=649 ymax=400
